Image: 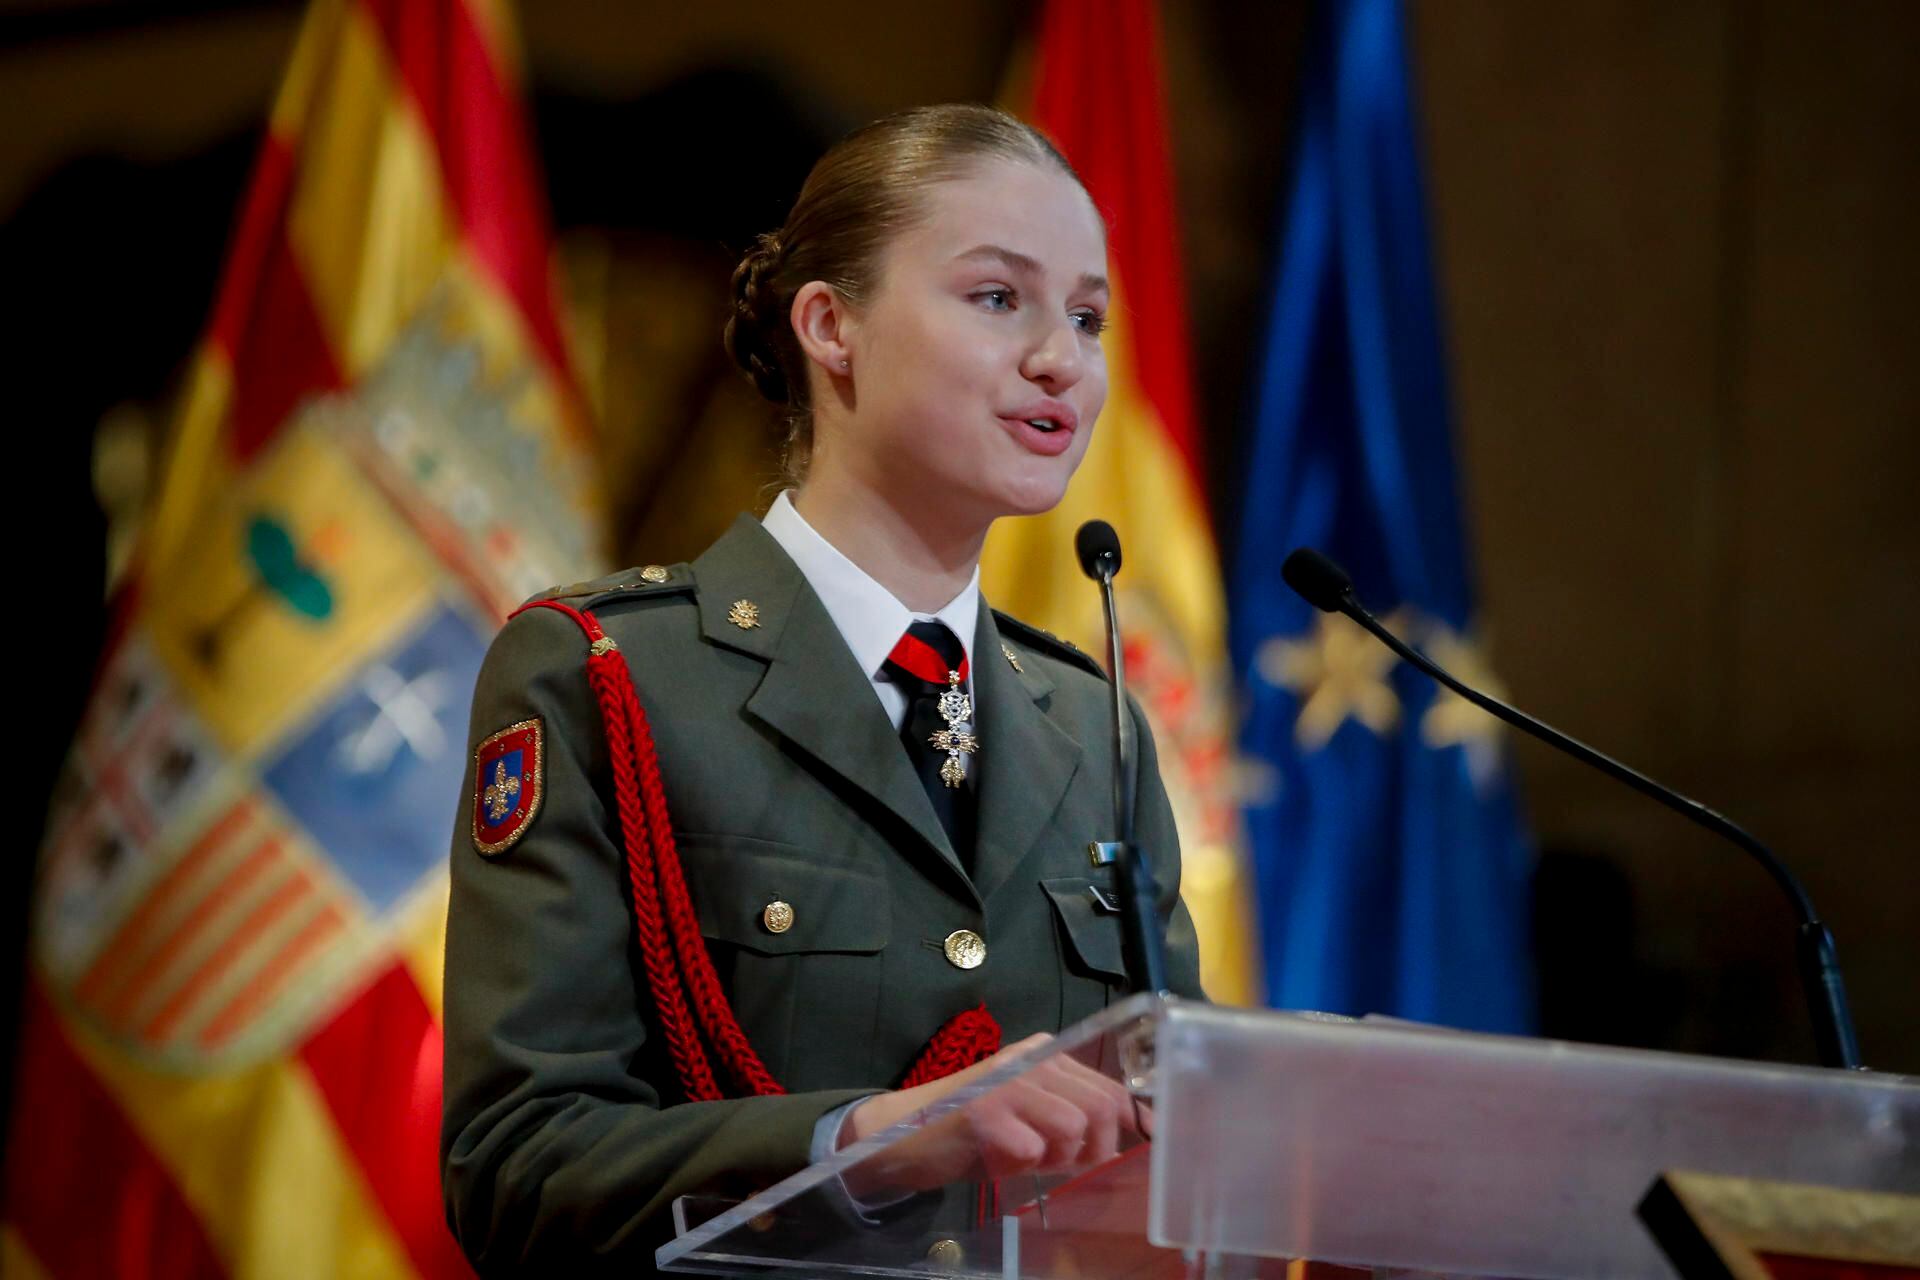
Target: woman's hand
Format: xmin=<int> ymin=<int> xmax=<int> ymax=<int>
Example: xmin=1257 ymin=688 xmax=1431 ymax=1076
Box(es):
xmin=839 ymin=1034 xmax=1148 ymax=1195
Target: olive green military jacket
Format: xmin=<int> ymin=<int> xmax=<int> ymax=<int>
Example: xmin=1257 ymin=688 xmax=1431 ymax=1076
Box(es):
xmin=441 ymin=514 xmax=1204 ymax=1275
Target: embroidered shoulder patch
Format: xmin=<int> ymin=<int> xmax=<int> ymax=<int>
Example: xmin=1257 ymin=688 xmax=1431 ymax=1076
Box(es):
xmin=472 ymin=718 xmax=544 ymax=856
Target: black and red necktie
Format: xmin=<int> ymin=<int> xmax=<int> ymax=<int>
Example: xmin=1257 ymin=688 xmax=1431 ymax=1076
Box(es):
xmin=883 ymin=620 xmax=977 ymax=863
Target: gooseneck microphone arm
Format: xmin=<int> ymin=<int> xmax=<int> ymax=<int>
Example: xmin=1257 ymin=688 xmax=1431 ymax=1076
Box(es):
xmin=1280 ymin=547 xmax=1862 ymax=1069
xmin=1077 ymin=520 xmax=1169 ymax=995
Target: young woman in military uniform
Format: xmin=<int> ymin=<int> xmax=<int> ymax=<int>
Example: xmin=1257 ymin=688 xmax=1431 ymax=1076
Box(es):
xmin=440 ymin=104 xmax=1206 ymax=1274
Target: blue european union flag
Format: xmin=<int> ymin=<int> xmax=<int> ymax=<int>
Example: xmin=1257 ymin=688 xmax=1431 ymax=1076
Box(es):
xmin=1230 ymin=0 xmax=1534 ymax=1032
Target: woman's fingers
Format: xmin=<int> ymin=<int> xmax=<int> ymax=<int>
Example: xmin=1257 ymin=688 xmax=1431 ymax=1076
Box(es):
xmin=1022 ymin=1060 xmax=1130 ymax=1166
xmin=845 ymin=1035 xmax=1153 ymax=1187
xmin=843 ymin=1032 xmax=1055 ymax=1146
xmin=965 ymin=1051 xmax=1152 ymax=1177
xmin=1040 ymin=1053 xmax=1143 ymax=1131
xmin=969 ymin=1080 xmax=1088 ymax=1177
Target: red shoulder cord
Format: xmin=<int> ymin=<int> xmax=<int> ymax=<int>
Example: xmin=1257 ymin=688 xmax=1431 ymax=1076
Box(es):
xmin=513 ymin=599 xmax=1001 ymax=1102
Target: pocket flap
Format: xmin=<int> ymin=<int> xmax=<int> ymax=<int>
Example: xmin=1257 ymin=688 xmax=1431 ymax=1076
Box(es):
xmin=1041 ymin=876 xmax=1128 ymax=981
xmin=678 ymin=833 xmax=889 ymax=956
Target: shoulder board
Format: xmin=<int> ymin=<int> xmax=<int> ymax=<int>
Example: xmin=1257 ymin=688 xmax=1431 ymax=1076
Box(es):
xmin=991 ymin=609 xmax=1106 ymax=680
xmin=523 ymin=563 xmax=696 ymax=610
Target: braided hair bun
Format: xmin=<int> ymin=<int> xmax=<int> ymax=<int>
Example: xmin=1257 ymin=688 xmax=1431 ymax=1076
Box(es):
xmin=724 ymin=233 xmax=792 ymax=407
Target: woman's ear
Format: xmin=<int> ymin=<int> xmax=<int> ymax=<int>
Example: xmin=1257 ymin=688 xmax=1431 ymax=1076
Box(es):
xmin=791 ymin=281 xmax=856 ymax=380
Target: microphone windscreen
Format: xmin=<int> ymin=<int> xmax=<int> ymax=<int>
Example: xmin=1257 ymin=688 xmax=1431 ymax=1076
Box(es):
xmin=1076 ymin=519 xmax=1123 ymax=580
xmin=1281 ymin=548 xmax=1356 ymax=612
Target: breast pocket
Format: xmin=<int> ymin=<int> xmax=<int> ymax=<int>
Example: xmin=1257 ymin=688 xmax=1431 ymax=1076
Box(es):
xmin=678 ymin=833 xmax=889 ymax=1090
xmin=1040 ymin=876 xmax=1130 ymax=1025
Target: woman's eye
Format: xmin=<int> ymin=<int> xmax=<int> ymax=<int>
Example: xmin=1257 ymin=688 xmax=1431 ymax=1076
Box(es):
xmin=1073 ymin=310 xmax=1108 ymax=336
xmin=973 ymin=288 xmax=1015 ymax=311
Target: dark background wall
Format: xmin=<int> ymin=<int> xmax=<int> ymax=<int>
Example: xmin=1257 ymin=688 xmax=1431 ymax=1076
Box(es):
xmin=5 ymin=0 xmax=1914 ymax=1073
xmin=1416 ymin=2 xmax=1918 ymax=1068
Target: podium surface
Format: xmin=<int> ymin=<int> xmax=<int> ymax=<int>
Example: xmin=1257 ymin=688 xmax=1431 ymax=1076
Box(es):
xmin=658 ymin=995 xmax=1920 ymax=1279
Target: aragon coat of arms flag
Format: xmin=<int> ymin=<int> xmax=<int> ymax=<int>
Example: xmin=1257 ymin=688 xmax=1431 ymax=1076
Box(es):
xmin=7 ymin=1 xmax=601 ymax=1275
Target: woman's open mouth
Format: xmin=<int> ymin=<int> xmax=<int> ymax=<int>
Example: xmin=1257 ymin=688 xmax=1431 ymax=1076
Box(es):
xmin=999 ymin=404 xmax=1079 ymax=457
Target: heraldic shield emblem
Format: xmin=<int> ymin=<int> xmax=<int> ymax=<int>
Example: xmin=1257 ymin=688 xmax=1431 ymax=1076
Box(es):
xmin=473 ymin=718 xmax=544 ymax=856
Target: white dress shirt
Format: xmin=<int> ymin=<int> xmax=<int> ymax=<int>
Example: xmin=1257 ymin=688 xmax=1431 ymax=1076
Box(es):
xmin=760 ymin=488 xmax=979 ymax=728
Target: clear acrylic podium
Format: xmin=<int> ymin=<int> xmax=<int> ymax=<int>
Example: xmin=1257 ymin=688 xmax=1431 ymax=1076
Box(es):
xmin=657 ymin=995 xmax=1920 ymax=1279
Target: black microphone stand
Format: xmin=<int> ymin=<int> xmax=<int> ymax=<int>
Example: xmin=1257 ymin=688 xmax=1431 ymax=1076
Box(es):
xmin=1285 ymin=550 xmax=1863 ymax=1069
xmin=1081 ymin=527 xmax=1170 ymax=995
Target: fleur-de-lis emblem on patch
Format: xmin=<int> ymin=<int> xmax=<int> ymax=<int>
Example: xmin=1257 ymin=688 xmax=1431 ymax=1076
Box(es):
xmin=472 ymin=718 xmax=543 ymax=856
xmin=484 ymin=759 xmax=520 ymax=820
xmin=728 ymin=599 xmax=760 ymax=630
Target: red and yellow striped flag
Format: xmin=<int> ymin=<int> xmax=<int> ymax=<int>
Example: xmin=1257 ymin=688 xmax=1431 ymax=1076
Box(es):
xmin=990 ymin=0 xmax=1259 ymax=1003
xmin=7 ymin=1 xmax=598 ymax=1275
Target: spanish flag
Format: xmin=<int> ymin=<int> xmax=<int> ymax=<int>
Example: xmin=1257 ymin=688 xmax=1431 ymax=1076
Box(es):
xmin=6 ymin=1 xmax=597 ymax=1275
xmin=989 ymin=0 xmax=1259 ymax=1004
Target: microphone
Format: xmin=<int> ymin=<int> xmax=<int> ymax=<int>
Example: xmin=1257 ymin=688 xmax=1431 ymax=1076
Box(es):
xmin=1076 ymin=519 xmax=1169 ymax=994
xmin=1280 ymin=547 xmax=1863 ymax=1069
xmin=1280 ymin=546 xmax=1357 ymax=613
xmin=1076 ymin=519 xmax=1123 ymax=581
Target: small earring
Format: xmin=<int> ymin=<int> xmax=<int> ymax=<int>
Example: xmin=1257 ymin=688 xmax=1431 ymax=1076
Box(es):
xmin=840 ymin=358 xmax=850 ymax=371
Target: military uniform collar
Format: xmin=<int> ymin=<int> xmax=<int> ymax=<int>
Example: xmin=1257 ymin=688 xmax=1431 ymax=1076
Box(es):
xmin=759 ymin=489 xmax=981 ymax=686
xmin=691 ymin=515 xmax=805 ymax=658
xmin=693 ymin=515 xmax=976 ymax=897
xmin=690 ymin=516 xmax=1088 ymax=904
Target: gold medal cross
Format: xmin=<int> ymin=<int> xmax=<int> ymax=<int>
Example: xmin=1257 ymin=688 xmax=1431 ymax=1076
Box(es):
xmin=929 ymin=670 xmax=977 ymax=788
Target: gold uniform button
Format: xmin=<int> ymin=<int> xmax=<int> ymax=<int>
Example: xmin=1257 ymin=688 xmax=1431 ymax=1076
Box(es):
xmin=762 ymin=900 xmax=794 ymax=934
xmin=925 ymin=1238 xmax=963 ymax=1267
xmin=639 ymin=564 xmax=669 ymax=583
xmin=943 ymin=929 xmax=986 ymax=970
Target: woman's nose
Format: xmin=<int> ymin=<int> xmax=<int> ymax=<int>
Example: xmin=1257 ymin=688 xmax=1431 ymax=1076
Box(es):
xmin=1020 ymin=316 xmax=1085 ymax=391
